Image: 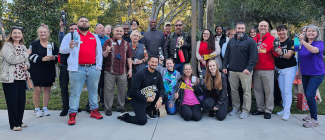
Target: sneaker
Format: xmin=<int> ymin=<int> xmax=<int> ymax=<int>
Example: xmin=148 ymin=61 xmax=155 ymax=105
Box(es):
xmin=42 ymin=108 xmax=50 ymax=116
xmin=303 ymin=115 xmax=311 ymax=122
xmin=229 ymin=109 xmax=241 ymax=116
xmin=117 ymin=112 xmax=129 ymax=120
xmin=282 ymin=112 xmax=290 ymax=121
xmin=303 ymin=119 xmax=319 ymax=128
xmin=239 ymin=112 xmax=248 ymax=119
xmin=117 ymin=108 xmax=126 ymax=113
xmin=209 ymin=110 xmax=215 ymax=117
xmin=85 ymin=107 xmax=91 ymax=114
xmin=146 ymin=112 xmax=157 ymax=120
xmin=12 ymin=126 xmax=22 ymax=131
xmin=276 ymin=110 xmax=284 ymax=116
xmin=60 ymin=109 xmax=68 ymax=116
xmin=34 ymin=109 xmax=43 ymax=118
xmin=68 ymin=113 xmax=76 ymax=125
xmin=90 ymin=109 xmax=103 ymax=119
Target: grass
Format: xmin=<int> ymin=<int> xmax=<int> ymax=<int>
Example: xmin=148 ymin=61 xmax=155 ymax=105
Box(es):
xmin=0 ymin=73 xmax=324 ymax=115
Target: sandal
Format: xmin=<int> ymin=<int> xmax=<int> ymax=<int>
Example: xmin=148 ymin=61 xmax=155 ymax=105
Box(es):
xmin=21 ymin=123 xmax=28 ymax=128
xmin=12 ymin=126 xmax=22 ymax=131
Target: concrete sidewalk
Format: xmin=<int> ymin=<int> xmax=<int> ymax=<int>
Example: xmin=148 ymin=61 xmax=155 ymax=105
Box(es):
xmin=0 ymin=110 xmax=324 ymax=140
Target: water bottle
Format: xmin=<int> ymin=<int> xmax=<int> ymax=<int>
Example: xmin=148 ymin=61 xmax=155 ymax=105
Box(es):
xmin=199 ymin=70 xmax=204 ymax=86
xmin=61 ymin=10 xmax=66 ymax=25
xmin=158 ymin=47 xmax=164 ymax=60
xmin=294 ymin=34 xmax=300 ymax=51
xmin=73 ymin=30 xmax=79 ymax=48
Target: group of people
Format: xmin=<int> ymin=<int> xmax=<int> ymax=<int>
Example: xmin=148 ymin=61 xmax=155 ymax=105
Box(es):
xmin=1 ymin=15 xmax=324 ymax=131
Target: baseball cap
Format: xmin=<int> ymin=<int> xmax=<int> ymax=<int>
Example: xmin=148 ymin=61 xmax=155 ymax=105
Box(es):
xmin=165 ymin=22 xmax=171 ymax=26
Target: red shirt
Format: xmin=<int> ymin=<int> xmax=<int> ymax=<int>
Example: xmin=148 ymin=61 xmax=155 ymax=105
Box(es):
xmin=78 ymin=30 xmax=96 ymax=64
xmin=198 ymin=41 xmax=213 ymax=66
xmin=253 ymin=32 xmax=280 ymax=70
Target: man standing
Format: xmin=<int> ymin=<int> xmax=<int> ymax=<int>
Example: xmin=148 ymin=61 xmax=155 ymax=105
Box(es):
xmin=102 ymin=25 xmax=133 ymax=116
xmin=58 ymin=21 xmax=80 ymax=116
xmin=118 ymin=56 xmax=168 ymax=125
xmin=60 ymin=16 xmax=104 ymax=125
xmin=222 ymin=22 xmax=258 ymax=119
xmin=84 ymin=23 xmax=109 ymax=113
xmin=164 ymin=20 xmax=191 ymax=74
xmin=251 ymin=21 xmax=281 ymax=119
xmin=163 ymin=22 xmax=172 ymax=39
xmin=122 ymin=24 xmax=131 ymax=43
xmin=130 ymin=19 xmax=144 ymax=35
xmin=142 ymin=19 xmax=165 ymax=57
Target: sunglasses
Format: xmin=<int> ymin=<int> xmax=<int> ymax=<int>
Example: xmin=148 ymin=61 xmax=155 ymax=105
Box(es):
xmin=11 ymin=26 xmax=23 ymax=31
xmin=124 ymin=28 xmax=130 ymax=30
xmin=132 ymin=23 xmax=138 ymax=25
xmin=175 ymin=24 xmax=183 ymax=27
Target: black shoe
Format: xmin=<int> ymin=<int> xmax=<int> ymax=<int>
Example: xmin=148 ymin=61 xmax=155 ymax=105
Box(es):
xmin=264 ymin=113 xmax=271 ymax=119
xmin=105 ymin=110 xmax=112 ymax=116
xmin=77 ymin=108 xmax=82 ymax=112
xmin=117 ymin=112 xmax=129 ymax=120
xmin=117 ymin=108 xmax=126 ymax=113
xmin=251 ymin=110 xmax=265 ymax=115
xmin=85 ymin=107 xmax=91 ymax=114
xmin=60 ymin=109 xmax=68 ymax=116
xmin=146 ymin=112 xmax=157 ymax=119
xmin=100 ymin=103 xmax=105 ymax=108
xmin=209 ymin=110 xmax=214 ymax=117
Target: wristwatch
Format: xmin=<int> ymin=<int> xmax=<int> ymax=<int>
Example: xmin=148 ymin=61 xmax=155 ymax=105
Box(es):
xmin=129 ymin=70 xmax=132 ymax=72
xmin=159 ymin=99 xmax=163 ymax=103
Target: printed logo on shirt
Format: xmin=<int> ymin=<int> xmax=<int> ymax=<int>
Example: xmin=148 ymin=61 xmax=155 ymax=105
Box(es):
xmin=140 ymin=85 xmax=157 ymax=98
xmin=154 ymin=77 xmax=156 ymax=79
xmin=258 ymin=42 xmax=267 ymax=53
xmin=90 ymin=38 xmax=95 ymax=40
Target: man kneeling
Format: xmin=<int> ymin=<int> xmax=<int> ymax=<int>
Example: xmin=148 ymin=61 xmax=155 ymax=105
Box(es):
xmin=118 ymin=56 xmax=167 ymax=125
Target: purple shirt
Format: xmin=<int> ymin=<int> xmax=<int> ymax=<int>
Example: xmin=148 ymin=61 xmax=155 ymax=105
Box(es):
xmin=182 ymin=80 xmax=200 ymax=106
xmin=299 ymin=41 xmax=325 ymax=75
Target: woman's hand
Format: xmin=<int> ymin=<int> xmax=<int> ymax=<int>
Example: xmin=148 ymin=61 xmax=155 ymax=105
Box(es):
xmin=49 ymin=55 xmax=55 ymax=60
xmin=201 ymin=60 xmax=206 ymax=66
xmin=298 ymin=34 xmax=304 ymax=42
xmin=174 ymin=92 xmax=179 ymax=99
xmin=194 ymin=77 xmax=199 ymax=86
xmin=213 ymin=107 xmax=219 ymax=110
xmin=168 ymin=102 xmax=174 ymax=108
xmin=22 ymin=65 xmax=28 ymax=71
xmin=26 ymin=49 xmax=32 ymax=55
xmin=275 ymin=48 xmax=283 ymax=56
xmin=42 ymin=56 xmax=51 ymax=61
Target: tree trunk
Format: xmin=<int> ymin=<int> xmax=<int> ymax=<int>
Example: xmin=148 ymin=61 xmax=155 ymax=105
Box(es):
xmin=191 ymin=0 xmax=197 ymax=74
xmin=147 ymin=0 xmax=158 ymax=31
xmin=206 ymin=0 xmax=214 ymax=30
xmin=0 ymin=17 xmax=5 ymax=41
xmin=198 ymin=0 xmax=204 ymax=33
xmin=42 ymin=0 xmax=46 ymax=20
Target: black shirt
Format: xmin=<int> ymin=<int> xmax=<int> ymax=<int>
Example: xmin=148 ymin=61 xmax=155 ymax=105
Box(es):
xmin=274 ymin=38 xmax=297 ymax=69
xmin=130 ymin=67 xmax=165 ymax=102
xmin=210 ymin=76 xmax=218 ymax=99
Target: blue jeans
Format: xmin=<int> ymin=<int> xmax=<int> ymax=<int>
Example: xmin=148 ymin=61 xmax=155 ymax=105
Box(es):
xmin=166 ymin=99 xmax=177 ymax=115
xmin=68 ymin=66 xmax=101 ymax=114
xmin=302 ymin=75 xmax=324 ymax=121
xmin=175 ymin=62 xmax=185 ymax=75
xmin=278 ymin=66 xmax=296 ymax=114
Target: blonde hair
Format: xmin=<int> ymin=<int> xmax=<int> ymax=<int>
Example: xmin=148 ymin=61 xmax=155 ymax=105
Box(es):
xmin=204 ymin=60 xmax=222 ymax=90
xmin=36 ymin=26 xmax=50 ymax=41
xmin=130 ymin=30 xmax=141 ymax=39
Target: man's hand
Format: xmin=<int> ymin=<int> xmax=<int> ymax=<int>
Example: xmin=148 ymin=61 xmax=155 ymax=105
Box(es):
xmin=155 ymin=98 xmax=162 ymax=110
xmin=146 ymin=96 xmax=155 ymax=102
xmin=243 ymin=69 xmax=250 ymax=75
xmin=69 ymin=41 xmax=74 ymax=49
xmin=103 ymin=46 xmax=112 ymax=57
xmin=127 ymin=71 xmax=132 ymax=78
xmin=222 ymin=69 xmax=227 ymax=74
xmin=213 ymin=107 xmax=219 ymax=110
xmin=60 ymin=20 xmax=65 ymax=32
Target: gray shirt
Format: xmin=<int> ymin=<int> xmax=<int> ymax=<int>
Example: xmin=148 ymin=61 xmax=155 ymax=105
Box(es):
xmin=142 ymin=29 xmax=165 ymax=56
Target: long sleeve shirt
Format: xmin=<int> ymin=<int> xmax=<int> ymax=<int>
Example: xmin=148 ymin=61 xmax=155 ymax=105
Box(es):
xmin=142 ymin=29 xmax=165 ymax=56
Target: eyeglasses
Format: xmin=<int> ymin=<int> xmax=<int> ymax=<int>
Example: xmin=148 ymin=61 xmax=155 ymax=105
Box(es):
xmin=175 ymin=24 xmax=183 ymax=27
xmin=203 ymin=33 xmax=210 ymax=36
xmin=132 ymin=23 xmax=138 ymax=25
xmin=69 ymin=28 xmax=78 ymax=31
xmin=132 ymin=35 xmax=140 ymax=38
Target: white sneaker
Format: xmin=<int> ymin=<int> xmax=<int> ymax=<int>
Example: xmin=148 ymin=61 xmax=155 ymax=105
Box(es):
xmin=276 ymin=110 xmax=284 ymax=116
xmin=42 ymin=108 xmax=50 ymax=116
xmin=229 ymin=109 xmax=241 ymax=116
xmin=34 ymin=109 xmax=43 ymax=118
xmin=282 ymin=112 xmax=290 ymax=121
xmin=239 ymin=112 xmax=248 ymax=119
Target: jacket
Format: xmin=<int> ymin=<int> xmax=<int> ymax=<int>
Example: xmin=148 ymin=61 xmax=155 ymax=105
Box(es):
xmin=129 ymin=42 xmax=147 ymax=72
xmin=0 ymin=42 xmax=30 ymax=83
xmin=200 ymin=73 xmax=227 ymax=109
xmin=170 ymin=77 xmax=203 ymax=116
xmin=164 ymin=32 xmax=192 ymax=63
xmin=59 ymin=31 xmax=103 ymax=71
xmin=196 ymin=40 xmax=222 ymax=70
xmin=222 ymin=34 xmax=258 ymax=72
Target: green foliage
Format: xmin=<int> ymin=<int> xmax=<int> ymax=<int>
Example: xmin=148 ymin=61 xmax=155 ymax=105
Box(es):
xmin=4 ymin=0 xmax=66 ymax=47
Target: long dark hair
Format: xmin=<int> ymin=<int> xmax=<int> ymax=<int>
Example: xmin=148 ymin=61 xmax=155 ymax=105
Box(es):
xmin=200 ymin=29 xmax=215 ymax=52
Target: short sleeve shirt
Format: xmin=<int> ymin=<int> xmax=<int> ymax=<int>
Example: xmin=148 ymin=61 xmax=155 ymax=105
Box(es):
xmin=274 ymin=38 xmax=297 ymax=69
xmin=299 ymin=41 xmax=325 ymax=75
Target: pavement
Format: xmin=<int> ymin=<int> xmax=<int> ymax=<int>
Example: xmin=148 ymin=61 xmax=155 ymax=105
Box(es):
xmin=0 ymin=110 xmax=324 ymax=140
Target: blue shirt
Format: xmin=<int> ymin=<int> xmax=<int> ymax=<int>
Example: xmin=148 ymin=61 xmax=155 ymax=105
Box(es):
xmin=95 ymin=34 xmax=109 ymax=47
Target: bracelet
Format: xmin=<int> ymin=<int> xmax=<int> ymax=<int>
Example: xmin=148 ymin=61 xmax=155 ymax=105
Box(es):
xmin=129 ymin=70 xmax=132 ymax=72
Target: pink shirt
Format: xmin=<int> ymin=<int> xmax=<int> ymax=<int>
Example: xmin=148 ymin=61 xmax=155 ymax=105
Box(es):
xmin=182 ymin=79 xmax=200 ymax=106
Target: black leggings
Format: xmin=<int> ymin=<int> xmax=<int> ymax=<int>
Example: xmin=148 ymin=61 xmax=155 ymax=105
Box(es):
xmin=203 ymin=97 xmax=228 ymax=121
xmin=123 ymin=94 xmax=168 ymax=125
xmin=181 ymin=104 xmax=202 ymax=121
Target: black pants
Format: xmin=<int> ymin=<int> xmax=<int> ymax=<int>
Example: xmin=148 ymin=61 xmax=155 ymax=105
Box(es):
xmin=123 ymin=94 xmax=167 ymax=125
xmin=181 ymin=104 xmax=202 ymax=121
xmin=203 ymin=97 xmax=228 ymax=121
xmin=274 ymin=74 xmax=282 ymax=106
xmin=85 ymin=65 xmax=105 ymax=109
xmin=3 ymin=80 xmax=26 ymax=129
xmin=59 ymin=65 xmax=70 ymax=110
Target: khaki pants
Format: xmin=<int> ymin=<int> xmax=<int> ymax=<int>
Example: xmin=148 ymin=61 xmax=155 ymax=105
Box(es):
xmin=253 ymin=70 xmax=274 ymax=113
xmin=228 ymin=71 xmax=253 ymax=113
xmin=104 ymin=71 xmax=127 ymax=111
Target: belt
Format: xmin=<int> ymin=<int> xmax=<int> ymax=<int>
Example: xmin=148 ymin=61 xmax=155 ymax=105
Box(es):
xmin=79 ymin=63 xmax=96 ymax=67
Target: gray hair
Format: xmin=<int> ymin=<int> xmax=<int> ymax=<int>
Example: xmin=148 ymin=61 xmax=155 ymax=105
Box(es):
xmin=236 ymin=22 xmax=246 ymax=28
xmin=130 ymin=30 xmax=141 ymax=39
xmin=304 ymin=24 xmax=321 ymax=42
xmin=300 ymin=26 xmax=308 ymax=34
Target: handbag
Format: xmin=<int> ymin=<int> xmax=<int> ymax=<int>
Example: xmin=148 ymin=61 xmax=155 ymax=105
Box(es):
xmin=293 ymin=72 xmax=302 ymax=85
xmin=26 ymin=77 xmax=34 ymax=90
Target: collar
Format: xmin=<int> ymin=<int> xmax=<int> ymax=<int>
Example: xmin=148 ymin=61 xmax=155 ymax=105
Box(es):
xmin=164 ymin=31 xmax=171 ymax=36
xmin=111 ymin=37 xmax=123 ymax=42
xmin=77 ymin=30 xmax=92 ymax=36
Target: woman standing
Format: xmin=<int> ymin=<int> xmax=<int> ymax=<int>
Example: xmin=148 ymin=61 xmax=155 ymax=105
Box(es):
xmin=201 ymin=60 xmax=228 ymax=121
xmin=298 ymin=24 xmax=325 ymax=128
xmin=29 ymin=24 xmax=59 ymax=117
xmin=105 ymin=25 xmax=113 ymax=38
xmin=156 ymin=58 xmax=181 ymax=115
xmin=0 ymin=26 xmax=31 ymax=131
xmin=171 ymin=64 xmax=202 ymax=121
xmin=196 ymin=29 xmax=222 ymax=76
xmin=274 ymin=24 xmax=297 ymax=121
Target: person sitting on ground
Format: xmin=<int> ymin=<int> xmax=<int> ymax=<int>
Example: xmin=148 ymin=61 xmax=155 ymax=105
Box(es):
xmin=117 ymin=56 xmax=168 ymax=125
xmin=156 ymin=58 xmax=181 ymax=115
xmin=171 ymin=64 xmax=202 ymax=121
xmin=201 ymin=60 xmax=228 ymax=121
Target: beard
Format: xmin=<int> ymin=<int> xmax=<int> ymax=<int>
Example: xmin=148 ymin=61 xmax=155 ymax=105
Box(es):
xmin=236 ymin=32 xmax=245 ymax=38
xmin=149 ymin=65 xmax=157 ymax=71
xmin=78 ymin=25 xmax=89 ymax=31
